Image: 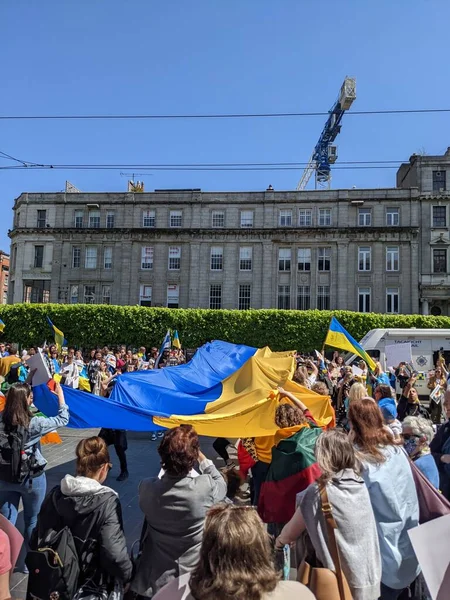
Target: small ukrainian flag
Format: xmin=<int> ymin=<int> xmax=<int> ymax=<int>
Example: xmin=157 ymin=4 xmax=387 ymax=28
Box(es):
xmin=0 ymin=319 xmax=4 ymax=333
xmin=46 ymin=317 xmax=66 ymax=353
xmin=173 ymin=330 xmax=181 ymax=349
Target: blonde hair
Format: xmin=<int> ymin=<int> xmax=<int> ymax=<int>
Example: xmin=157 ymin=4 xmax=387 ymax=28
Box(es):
xmin=315 ymin=429 xmax=361 ymax=482
xmin=348 ymin=382 xmax=367 ymax=404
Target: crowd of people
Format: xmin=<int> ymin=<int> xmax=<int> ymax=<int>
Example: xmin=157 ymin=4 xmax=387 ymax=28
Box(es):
xmin=0 ymin=341 xmax=448 ymax=599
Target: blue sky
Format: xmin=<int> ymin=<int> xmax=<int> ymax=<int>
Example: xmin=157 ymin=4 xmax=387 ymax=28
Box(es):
xmin=1 ymin=0 xmax=450 ymax=251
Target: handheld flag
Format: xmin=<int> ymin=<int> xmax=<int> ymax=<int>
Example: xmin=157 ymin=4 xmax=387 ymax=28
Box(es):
xmin=155 ymin=329 xmax=171 ymax=368
xmin=0 ymin=319 xmax=4 ymax=333
xmin=46 ymin=317 xmax=66 ymax=353
xmin=324 ymin=316 xmax=376 ymax=372
xmin=172 ymin=330 xmax=181 ymax=349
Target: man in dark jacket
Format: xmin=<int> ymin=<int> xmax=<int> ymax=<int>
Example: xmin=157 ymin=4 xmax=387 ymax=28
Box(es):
xmin=430 ymin=390 xmax=450 ymax=500
xmin=397 ymin=375 xmax=430 ymax=421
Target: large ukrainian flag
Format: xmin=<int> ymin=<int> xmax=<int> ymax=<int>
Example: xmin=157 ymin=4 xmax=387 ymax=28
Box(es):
xmin=32 ymin=341 xmax=334 ymax=437
xmin=324 ymin=316 xmax=376 ymax=371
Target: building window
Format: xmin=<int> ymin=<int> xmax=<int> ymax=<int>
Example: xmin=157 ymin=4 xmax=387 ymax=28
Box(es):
xmin=239 ymin=247 xmax=252 ymax=271
xmin=212 ymin=211 xmax=225 ymax=228
xmin=433 ymin=248 xmax=447 ymax=273
xmin=34 ymin=246 xmax=44 ymax=268
xmin=433 ymin=171 xmax=447 ymax=192
xmin=358 ymin=208 xmax=372 ymax=226
xmin=278 ymin=248 xmax=291 ymax=271
xmin=168 ymin=246 xmax=181 ymax=270
xmin=84 ymin=285 xmax=96 ymax=304
xmin=317 ymin=286 xmax=330 ymax=310
xmin=318 ymin=208 xmax=331 ymax=226
xmin=140 ymin=285 xmax=152 ymax=307
xmin=299 ymin=209 xmax=312 ymax=227
xmin=85 ymin=246 xmax=97 ymax=269
xmin=278 ymin=285 xmax=290 ymax=310
xmin=358 ymin=247 xmax=371 ymax=271
xmin=106 ymin=212 xmax=115 ymax=229
xmin=318 ymin=247 xmax=331 ymax=271
xmin=358 ymin=288 xmax=371 ymax=313
xmin=210 ymin=246 xmax=223 ymax=270
xmin=141 ymin=246 xmax=154 ymax=270
xmin=102 ymin=285 xmax=111 ymax=305
xmin=297 ymin=248 xmax=311 ymax=271
xmin=142 ymin=209 xmax=155 ymax=228
xmin=88 ymin=210 xmax=101 ymax=228
xmin=386 ymin=288 xmax=399 ymax=313
xmin=386 ymin=246 xmax=399 ymax=271
xmin=169 ymin=210 xmax=182 ymax=228
xmin=279 ymin=209 xmax=292 ymax=226
xmin=432 ymin=206 xmax=447 ymax=228
xmin=70 ymin=285 xmax=78 ymax=304
xmin=386 ymin=208 xmax=399 ymax=226
xmin=167 ymin=284 xmax=179 ymax=308
xmin=240 ymin=210 xmax=254 ymax=228
xmin=23 ymin=280 xmax=50 ymax=303
xmin=72 ymin=247 xmax=81 ymax=268
xmin=238 ymin=284 xmax=251 ymax=310
xmin=209 ymin=284 xmax=222 ymax=309
xmin=104 ymin=247 xmax=113 ymax=270
xmin=297 ymin=285 xmax=310 ymax=310
xmin=37 ymin=210 xmax=46 ymax=228
xmin=74 ymin=210 xmax=83 ymax=228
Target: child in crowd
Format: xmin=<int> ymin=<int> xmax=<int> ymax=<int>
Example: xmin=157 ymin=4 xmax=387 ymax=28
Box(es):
xmin=381 ymin=403 xmax=402 ymax=440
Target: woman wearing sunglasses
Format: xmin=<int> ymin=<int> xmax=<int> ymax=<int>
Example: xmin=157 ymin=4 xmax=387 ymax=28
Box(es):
xmin=28 ymin=436 xmax=132 ymax=598
xmin=402 ymin=416 xmax=440 ymax=488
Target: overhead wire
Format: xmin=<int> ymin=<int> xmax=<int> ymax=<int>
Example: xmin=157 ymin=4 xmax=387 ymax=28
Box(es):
xmin=0 ymin=108 xmax=449 ymax=120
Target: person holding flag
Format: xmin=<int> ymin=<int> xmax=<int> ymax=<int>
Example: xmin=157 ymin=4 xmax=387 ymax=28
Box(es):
xmin=155 ymin=330 xmax=171 ymax=369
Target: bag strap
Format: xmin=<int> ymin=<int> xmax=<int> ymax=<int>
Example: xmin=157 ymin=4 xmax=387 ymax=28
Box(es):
xmin=318 ymin=481 xmax=348 ymax=600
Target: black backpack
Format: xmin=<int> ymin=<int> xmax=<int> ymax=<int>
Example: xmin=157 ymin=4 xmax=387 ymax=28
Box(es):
xmin=0 ymin=424 xmax=28 ymax=484
xmin=26 ymin=526 xmax=80 ymax=600
xmin=6 ymin=362 xmax=21 ymax=385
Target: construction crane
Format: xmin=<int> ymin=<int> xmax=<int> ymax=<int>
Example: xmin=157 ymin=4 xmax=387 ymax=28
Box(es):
xmin=297 ymin=77 xmax=356 ymax=191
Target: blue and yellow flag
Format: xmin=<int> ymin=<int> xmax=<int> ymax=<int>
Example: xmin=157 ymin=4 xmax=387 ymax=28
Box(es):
xmin=172 ymin=330 xmax=181 ymax=349
xmin=324 ymin=316 xmax=376 ymax=372
xmin=32 ymin=341 xmax=334 ymax=437
xmin=0 ymin=319 xmax=4 ymax=333
xmin=46 ymin=317 xmax=66 ymax=353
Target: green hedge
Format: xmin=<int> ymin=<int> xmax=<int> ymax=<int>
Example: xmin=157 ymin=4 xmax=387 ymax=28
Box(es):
xmin=0 ymin=304 xmax=449 ymax=352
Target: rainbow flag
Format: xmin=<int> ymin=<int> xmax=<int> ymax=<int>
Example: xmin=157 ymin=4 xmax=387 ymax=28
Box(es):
xmin=324 ymin=316 xmax=376 ymax=372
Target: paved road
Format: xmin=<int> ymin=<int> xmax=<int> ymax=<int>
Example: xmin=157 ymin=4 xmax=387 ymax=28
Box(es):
xmin=11 ymin=428 xmax=223 ymax=598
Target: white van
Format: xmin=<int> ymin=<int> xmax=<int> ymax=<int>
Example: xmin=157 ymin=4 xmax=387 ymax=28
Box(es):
xmin=345 ymin=328 xmax=450 ymax=398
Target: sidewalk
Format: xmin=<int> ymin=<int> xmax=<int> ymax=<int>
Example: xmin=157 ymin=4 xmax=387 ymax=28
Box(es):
xmin=10 ymin=429 xmax=222 ymax=598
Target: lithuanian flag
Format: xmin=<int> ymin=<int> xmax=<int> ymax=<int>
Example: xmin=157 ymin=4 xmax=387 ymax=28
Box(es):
xmin=258 ymin=426 xmax=322 ymax=524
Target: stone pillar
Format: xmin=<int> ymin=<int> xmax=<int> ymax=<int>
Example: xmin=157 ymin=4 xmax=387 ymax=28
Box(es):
xmin=421 ymin=298 xmax=429 ymax=315
xmin=261 ymin=243 xmax=274 ymax=308
xmin=410 ymin=241 xmax=420 ymax=314
xmin=336 ymin=242 xmax=348 ymax=309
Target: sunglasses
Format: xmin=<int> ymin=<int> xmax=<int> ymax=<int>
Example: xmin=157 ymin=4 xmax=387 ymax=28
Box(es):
xmin=402 ymin=434 xmax=421 ymax=441
xmin=106 ymin=463 xmax=113 ymax=472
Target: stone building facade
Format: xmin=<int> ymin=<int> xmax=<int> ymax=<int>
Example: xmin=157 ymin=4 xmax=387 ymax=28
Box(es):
xmin=0 ymin=251 xmax=9 ymax=305
xmin=7 ymin=148 xmax=450 ymax=316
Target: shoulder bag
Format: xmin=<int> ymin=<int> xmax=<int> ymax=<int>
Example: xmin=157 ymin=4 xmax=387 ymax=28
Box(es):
xmin=407 ymin=452 xmax=450 ymax=523
xmin=297 ymin=482 xmax=352 ymax=600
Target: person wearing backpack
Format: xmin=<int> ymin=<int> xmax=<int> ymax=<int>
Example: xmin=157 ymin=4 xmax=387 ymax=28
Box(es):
xmin=27 ymin=436 xmax=132 ymax=600
xmin=0 ymin=381 xmax=69 ymax=563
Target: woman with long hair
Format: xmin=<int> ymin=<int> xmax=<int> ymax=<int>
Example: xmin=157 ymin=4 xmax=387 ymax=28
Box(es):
xmin=348 ymin=399 xmax=420 ymax=600
xmin=276 ymin=429 xmax=381 ymax=600
xmin=154 ymin=504 xmax=313 ymax=600
xmin=0 ymin=381 xmax=69 ymax=563
xmin=28 ymin=436 xmax=132 ymax=597
xmin=132 ymin=425 xmax=227 ymax=598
